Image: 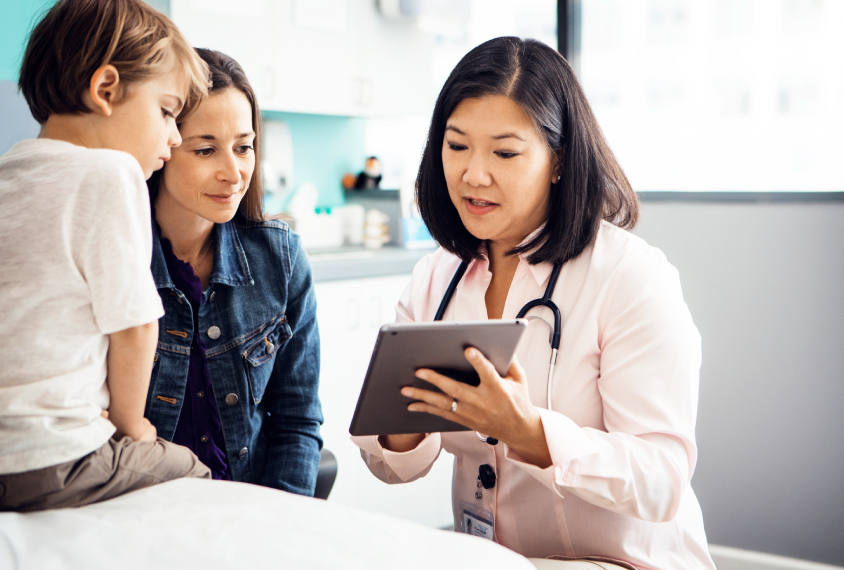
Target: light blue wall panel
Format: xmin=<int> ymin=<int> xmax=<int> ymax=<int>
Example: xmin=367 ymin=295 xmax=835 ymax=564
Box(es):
xmin=0 ymin=1 xmax=55 ymax=82
xmin=263 ymin=110 xmax=367 ymax=208
xmin=0 ymin=81 xmax=39 ymax=154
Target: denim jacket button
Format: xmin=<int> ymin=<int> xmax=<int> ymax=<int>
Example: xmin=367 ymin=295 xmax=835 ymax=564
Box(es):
xmin=207 ymin=326 xmax=221 ymax=340
xmin=238 ymin=447 xmax=248 ymax=459
xmin=225 ymin=393 xmax=239 ymax=406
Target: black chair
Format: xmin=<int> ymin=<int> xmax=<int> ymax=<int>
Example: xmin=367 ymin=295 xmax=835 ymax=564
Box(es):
xmin=314 ymin=448 xmax=337 ymax=500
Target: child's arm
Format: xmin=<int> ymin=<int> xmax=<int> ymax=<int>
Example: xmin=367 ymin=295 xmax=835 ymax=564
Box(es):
xmin=106 ymin=321 xmax=159 ymax=442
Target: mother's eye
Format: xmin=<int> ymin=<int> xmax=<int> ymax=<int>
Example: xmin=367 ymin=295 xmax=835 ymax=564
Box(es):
xmin=193 ymin=148 xmax=213 ymax=157
xmin=236 ymin=145 xmax=254 ymax=155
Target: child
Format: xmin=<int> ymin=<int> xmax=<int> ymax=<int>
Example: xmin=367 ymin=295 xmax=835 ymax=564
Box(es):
xmin=0 ymin=0 xmax=213 ymax=512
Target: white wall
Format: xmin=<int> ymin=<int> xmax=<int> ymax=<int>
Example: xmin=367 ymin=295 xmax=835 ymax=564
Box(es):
xmin=633 ymin=197 xmax=844 ymax=567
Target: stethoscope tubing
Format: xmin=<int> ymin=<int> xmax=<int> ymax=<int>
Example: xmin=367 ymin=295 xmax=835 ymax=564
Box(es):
xmin=434 ymin=257 xmax=564 ymax=422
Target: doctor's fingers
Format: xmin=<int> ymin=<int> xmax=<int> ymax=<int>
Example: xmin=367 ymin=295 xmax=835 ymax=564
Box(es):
xmin=402 ymin=383 xmax=479 ymax=420
xmin=405 ymin=373 xmax=526 ymax=438
xmin=504 ymin=355 xmax=528 ymax=385
xmin=405 ymin=398 xmax=480 ymax=430
xmin=410 ymin=368 xmax=479 ymax=405
xmin=404 ymin=385 xmax=487 ymax=428
xmin=463 ymin=347 xmax=507 ymax=386
xmin=401 ymin=382 xmax=454 ymax=410
xmin=413 ymin=366 xmax=513 ymax=418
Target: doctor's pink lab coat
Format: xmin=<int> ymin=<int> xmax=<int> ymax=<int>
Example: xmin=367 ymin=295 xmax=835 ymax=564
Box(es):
xmin=352 ymin=222 xmax=716 ymax=570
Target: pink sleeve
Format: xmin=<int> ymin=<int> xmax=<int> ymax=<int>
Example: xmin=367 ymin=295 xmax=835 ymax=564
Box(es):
xmin=505 ymin=249 xmax=701 ymax=523
xmin=351 ymin=433 xmax=444 ymax=484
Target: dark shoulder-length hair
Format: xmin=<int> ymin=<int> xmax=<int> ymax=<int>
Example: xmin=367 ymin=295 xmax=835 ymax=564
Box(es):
xmin=416 ymin=36 xmax=638 ymax=265
xmin=148 ymin=48 xmax=264 ymax=222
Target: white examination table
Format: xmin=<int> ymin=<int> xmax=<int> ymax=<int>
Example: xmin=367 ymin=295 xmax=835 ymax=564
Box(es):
xmin=0 ymin=478 xmax=533 ymax=570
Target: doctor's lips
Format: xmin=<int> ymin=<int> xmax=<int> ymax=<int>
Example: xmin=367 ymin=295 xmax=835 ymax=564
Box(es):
xmin=463 ymin=197 xmax=498 ymax=215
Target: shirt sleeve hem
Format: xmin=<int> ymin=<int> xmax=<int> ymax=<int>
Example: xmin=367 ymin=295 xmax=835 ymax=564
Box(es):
xmin=504 ymin=408 xmax=599 ymax=492
xmin=97 ymin=302 xmax=164 ymax=335
xmin=351 ymin=433 xmax=442 ymax=482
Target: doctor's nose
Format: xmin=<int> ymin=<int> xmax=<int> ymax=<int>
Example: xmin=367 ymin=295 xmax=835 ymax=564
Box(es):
xmin=463 ymin=153 xmax=492 ymax=187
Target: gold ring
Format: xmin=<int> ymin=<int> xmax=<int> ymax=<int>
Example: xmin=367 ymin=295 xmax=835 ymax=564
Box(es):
xmin=450 ymin=399 xmax=458 ymax=413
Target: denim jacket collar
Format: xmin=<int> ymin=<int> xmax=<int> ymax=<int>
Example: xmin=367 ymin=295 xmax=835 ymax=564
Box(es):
xmin=151 ymin=219 xmax=254 ymax=289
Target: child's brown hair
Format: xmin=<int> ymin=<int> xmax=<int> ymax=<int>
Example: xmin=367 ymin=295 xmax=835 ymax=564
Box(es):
xmin=19 ymin=0 xmax=209 ymax=124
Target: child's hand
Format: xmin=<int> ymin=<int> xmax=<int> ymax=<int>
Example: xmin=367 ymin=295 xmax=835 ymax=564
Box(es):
xmin=112 ymin=417 xmax=157 ymax=442
xmin=138 ymin=419 xmax=157 ymax=442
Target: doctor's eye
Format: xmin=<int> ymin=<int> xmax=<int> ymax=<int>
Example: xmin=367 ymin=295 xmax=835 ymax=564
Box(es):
xmin=495 ymin=151 xmax=519 ymax=159
xmin=447 ymin=143 xmax=467 ymax=151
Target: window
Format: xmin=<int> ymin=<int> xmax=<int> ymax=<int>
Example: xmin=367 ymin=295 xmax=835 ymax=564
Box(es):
xmin=577 ymin=0 xmax=844 ymax=192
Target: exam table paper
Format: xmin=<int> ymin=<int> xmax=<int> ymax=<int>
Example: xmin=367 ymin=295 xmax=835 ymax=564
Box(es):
xmin=0 ymin=478 xmax=533 ymax=570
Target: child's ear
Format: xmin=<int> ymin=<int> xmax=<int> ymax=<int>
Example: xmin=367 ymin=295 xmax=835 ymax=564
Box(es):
xmin=86 ymin=65 xmax=121 ymax=117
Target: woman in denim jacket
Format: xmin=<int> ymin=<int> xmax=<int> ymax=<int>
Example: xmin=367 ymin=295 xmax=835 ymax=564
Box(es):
xmin=144 ymin=49 xmax=323 ymax=495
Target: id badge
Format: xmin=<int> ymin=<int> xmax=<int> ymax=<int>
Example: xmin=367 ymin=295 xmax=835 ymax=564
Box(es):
xmin=459 ymin=500 xmax=494 ymax=541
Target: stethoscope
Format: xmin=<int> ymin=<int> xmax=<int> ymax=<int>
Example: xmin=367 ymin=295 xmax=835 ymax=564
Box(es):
xmin=433 ymin=257 xmax=564 ymax=445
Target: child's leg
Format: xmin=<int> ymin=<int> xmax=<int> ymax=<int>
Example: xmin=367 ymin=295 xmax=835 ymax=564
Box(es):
xmin=0 ymin=438 xmax=210 ymax=513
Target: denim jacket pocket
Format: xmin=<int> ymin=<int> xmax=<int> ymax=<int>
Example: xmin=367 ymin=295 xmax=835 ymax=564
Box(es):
xmin=242 ymin=316 xmax=292 ymax=404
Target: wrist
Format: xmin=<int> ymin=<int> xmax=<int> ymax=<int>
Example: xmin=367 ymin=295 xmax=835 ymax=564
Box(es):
xmin=108 ymin=413 xmax=148 ymax=439
xmin=506 ymin=412 xmax=552 ymax=469
xmin=379 ymin=433 xmax=425 ymax=453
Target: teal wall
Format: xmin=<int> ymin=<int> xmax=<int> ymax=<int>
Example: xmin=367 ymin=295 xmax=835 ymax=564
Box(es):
xmin=263 ymin=111 xmax=367 ymax=209
xmin=0 ymin=1 xmax=55 ymax=81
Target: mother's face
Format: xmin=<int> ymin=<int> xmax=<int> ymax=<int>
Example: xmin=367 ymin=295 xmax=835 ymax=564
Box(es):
xmin=159 ymin=87 xmax=255 ymax=224
xmin=441 ymin=95 xmax=557 ymax=250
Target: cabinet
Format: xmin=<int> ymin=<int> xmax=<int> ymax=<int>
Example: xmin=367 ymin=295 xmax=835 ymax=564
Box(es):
xmin=314 ymin=275 xmax=454 ymax=528
xmin=170 ymin=0 xmax=434 ymax=117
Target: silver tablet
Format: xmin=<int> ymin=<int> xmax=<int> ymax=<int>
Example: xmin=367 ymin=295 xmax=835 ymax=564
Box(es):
xmin=349 ymin=319 xmax=528 ymax=436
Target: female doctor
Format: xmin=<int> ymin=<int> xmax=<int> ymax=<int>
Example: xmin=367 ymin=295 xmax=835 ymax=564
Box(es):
xmin=351 ymin=37 xmax=715 ymax=570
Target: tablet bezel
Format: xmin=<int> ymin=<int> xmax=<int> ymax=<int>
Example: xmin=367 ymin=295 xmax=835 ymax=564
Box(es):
xmin=349 ymin=319 xmax=528 ymax=436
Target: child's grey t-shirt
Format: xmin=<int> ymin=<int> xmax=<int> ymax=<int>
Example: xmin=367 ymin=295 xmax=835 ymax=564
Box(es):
xmin=0 ymin=139 xmax=164 ymax=474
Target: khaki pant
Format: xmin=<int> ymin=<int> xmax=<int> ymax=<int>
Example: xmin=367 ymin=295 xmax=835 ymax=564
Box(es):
xmin=0 ymin=436 xmax=210 ymax=512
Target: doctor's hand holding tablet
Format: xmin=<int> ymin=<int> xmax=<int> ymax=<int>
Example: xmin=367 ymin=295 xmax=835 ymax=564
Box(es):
xmin=351 ymin=37 xmax=716 ymax=570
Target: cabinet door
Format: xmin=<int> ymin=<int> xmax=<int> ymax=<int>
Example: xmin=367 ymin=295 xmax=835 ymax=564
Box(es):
xmin=315 ymin=275 xmax=454 ymax=529
xmin=170 ymin=0 xmax=433 ymax=117
xmin=169 ymin=0 xmax=272 ymax=102
xmin=267 ymin=0 xmax=434 ymax=116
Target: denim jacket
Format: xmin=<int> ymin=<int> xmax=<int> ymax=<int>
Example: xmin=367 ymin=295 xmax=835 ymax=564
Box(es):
xmin=145 ymin=217 xmax=323 ymax=496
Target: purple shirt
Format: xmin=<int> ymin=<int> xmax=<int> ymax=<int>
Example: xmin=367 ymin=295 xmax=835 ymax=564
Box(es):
xmin=160 ymin=238 xmax=229 ymax=480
